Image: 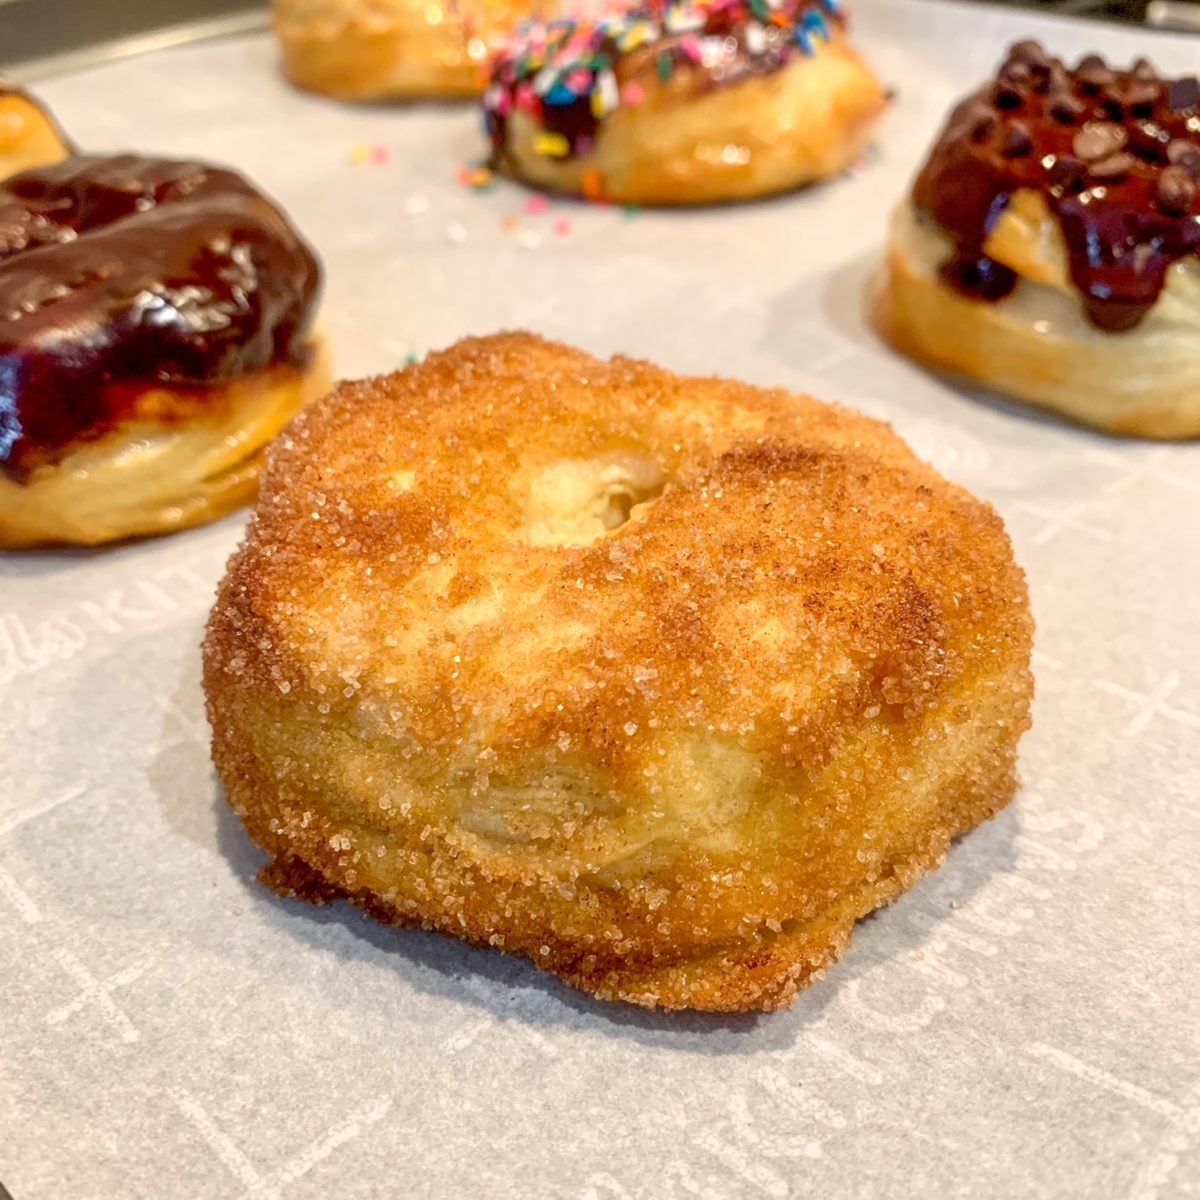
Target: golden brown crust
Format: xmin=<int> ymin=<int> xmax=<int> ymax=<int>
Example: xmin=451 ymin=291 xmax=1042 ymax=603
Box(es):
xmin=0 ymin=340 xmax=331 ymax=548
xmin=203 ymin=332 xmax=1033 ymax=1012
xmin=0 ymin=85 xmax=71 ymax=179
xmin=495 ymin=36 xmax=886 ymax=206
xmin=875 ymin=200 xmax=1200 ymax=440
xmin=272 ymin=0 xmax=541 ymax=100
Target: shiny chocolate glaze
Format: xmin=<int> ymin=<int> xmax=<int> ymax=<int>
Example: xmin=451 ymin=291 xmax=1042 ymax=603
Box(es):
xmin=0 ymin=154 xmax=321 ymax=481
xmin=912 ymin=42 xmax=1200 ymax=332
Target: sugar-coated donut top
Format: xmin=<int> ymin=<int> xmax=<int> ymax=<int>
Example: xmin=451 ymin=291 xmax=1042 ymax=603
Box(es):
xmin=912 ymin=41 xmax=1200 ymax=332
xmin=0 ymin=154 xmax=321 ymax=481
xmin=212 ymin=333 xmax=1030 ymax=816
xmin=484 ymin=0 xmax=845 ymax=165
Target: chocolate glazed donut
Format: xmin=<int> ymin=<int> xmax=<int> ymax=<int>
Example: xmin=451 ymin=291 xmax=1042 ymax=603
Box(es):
xmin=875 ymin=43 xmax=1200 ymax=439
xmin=0 ymin=152 xmax=327 ymax=547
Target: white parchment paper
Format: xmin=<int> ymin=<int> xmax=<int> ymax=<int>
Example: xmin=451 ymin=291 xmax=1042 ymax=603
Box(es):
xmin=3 ymin=3 xmax=1199 ymax=1196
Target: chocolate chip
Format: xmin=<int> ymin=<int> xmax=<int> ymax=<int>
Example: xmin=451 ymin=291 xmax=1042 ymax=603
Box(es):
xmin=1124 ymin=81 xmax=1160 ymax=116
xmin=1010 ymin=39 xmax=1051 ymax=70
xmin=1130 ymin=122 xmax=1170 ymax=163
xmin=1167 ymin=76 xmax=1200 ymax=113
xmin=1048 ymin=154 xmax=1086 ymax=193
xmin=1000 ymin=61 xmax=1034 ymax=89
xmin=1050 ymin=92 xmax=1086 ymax=124
xmin=1073 ymin=121 xmax=1128 ymax=161
xmin=1131 ymin=57 xmax=1158 ymax=82
xmin=1076 ymin=54 xmax=1115 ymax=95
xmin=964 ymin=102 xmax=998 ymax=143
xmin=1088 ymin=151 xmax=1136 ymax=181
xmin=1001 ymin=122 xmax=1034 ymax=158
xmin=1007 ymin=39 xmax=1052 ymax=88
xmin=1155 ymin=165 xmax=1196 ymax=214
xmin=1099 ymin=91 xmax=1125 ymax=122
xmin=1166 ymin=138 xmax=1200 ymax=176
xmin=1047 ymin=61 xmax=1071 ymax=93
xmin=994 ymin=82 xmax=1024 ymax=111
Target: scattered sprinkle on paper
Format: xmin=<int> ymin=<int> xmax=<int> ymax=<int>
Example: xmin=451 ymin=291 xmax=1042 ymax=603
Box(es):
xmin=458 ymin=165 xmax=495 ymax=191
xmin=348 ymin=141 xmax=389 ymax=166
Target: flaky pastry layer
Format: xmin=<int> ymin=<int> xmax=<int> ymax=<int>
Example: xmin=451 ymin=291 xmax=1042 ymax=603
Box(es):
xmin=273 ymin=0 xmax=539 ymax=99
xmin=1 ymin=340 xmax=331 ymax=548
xmin=876 ymin=199 xmax=1200 ymax=439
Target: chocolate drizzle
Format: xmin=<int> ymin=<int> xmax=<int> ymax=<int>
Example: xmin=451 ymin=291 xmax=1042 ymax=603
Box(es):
xmin=0 ymin=155 xmax=321 ymax=481
xmin=912 ymin=43 xmax=1200 ymax=332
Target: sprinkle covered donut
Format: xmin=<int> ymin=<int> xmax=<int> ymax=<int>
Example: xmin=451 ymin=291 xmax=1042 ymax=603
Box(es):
xmin=483 ymin=0 xmax=886 ymax=204
xmin=203 ymin=333 xmax=1033 ymax=1012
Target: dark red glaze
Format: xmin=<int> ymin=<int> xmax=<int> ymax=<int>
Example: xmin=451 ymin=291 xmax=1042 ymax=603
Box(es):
xmin=0 ymin=154 xmax=321 ymax=481
xmin=912 ymin=43 xmax=1200 ymax=332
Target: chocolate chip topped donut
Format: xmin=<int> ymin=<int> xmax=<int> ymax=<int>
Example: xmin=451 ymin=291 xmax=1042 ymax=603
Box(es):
xmin=0 ymin=103 xmax=328 ymax=548
xmin=876 ymin=43 xmax=1200 ymax=439
xmin=915 ymin=41 xmax=1200 ymax=333
xmin=483 ymin=0 xmax=886 ymax=205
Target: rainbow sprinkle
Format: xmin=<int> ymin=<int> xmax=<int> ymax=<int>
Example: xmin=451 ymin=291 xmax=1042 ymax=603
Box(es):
xmin=484 ymin=0 xmax=846 ymax=174
xmin=347 ymin=141 xmax=391 ymax=166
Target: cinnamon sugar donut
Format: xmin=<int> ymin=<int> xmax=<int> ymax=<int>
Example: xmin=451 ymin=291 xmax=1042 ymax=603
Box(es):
xmin=0 ymin=152 xmax=326 ymax=549
xmin=876 ymin=42 xmax=1200 ymax=439
xmin=203 ymin=333 xmax=1033 ymax=1012
xmin=483 ymin=0 xmax=886 ymax=205
xmin=273 ymin=0 xmax=545 ymax=100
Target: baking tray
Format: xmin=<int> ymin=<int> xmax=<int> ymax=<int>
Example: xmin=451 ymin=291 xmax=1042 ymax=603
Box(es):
xmin=3 ymin=3 xmax=1199 ymax=1197
xmin=0 ymin=0 xmax=266 ymax=80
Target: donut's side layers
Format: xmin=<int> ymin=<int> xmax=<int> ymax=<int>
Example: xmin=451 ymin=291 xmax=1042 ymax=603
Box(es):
xmin=206 ymin=652 xmax=1026 ymax=1011
xmin=876 ymin=203 xmax=1200 ymax=439
xmin=0 ymin=342 xmax=330 ymax=548
xmin=273 ymin=0 xmax=541 ymax=100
